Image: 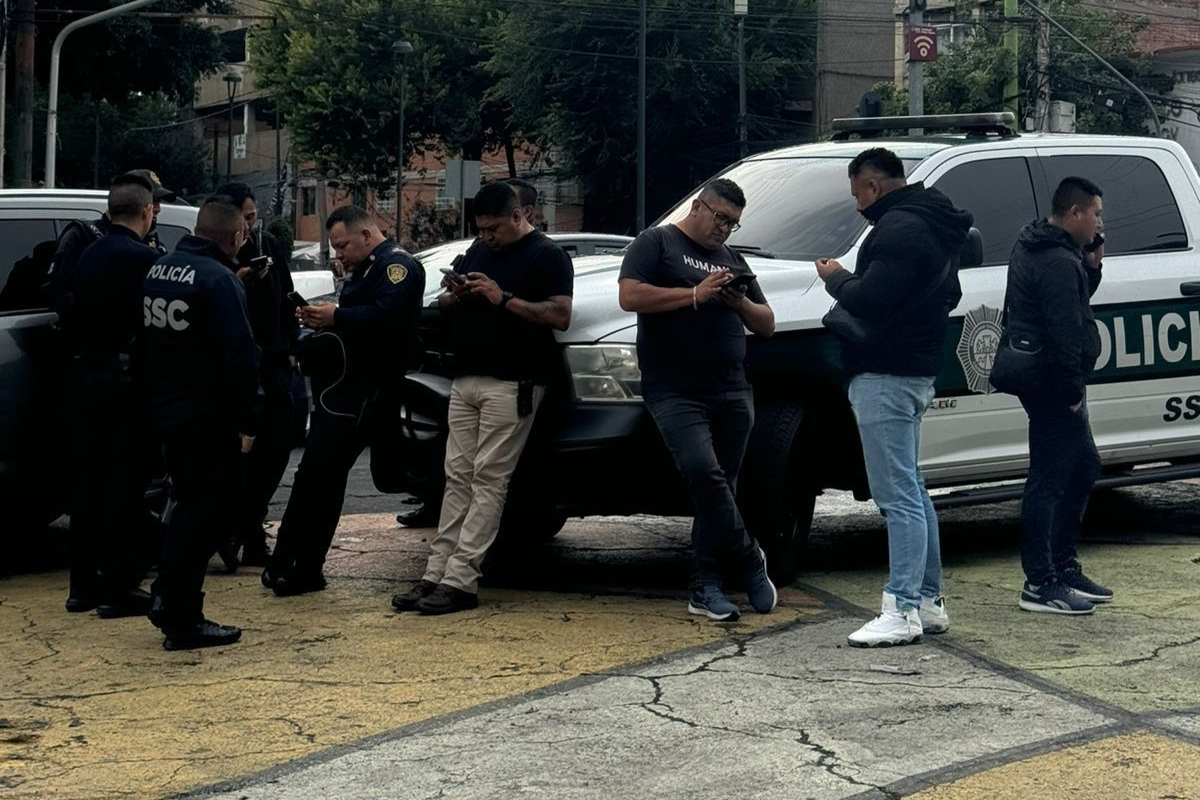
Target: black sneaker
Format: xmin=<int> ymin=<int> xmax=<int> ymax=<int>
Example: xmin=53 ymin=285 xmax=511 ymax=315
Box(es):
xmin=416 ymin=583 xmax=479 ymax=615
xmin=1060 ymin=566 xmax=1113 ymax=603
xmin=395 ymin=504 xmax=439 ymax=528
xmin=392 ymin=579 xmax=437 ymax=612
xmin=1018 ymin=581 xmax=1095 ymax=615
xmin=162 ymin=620 xmax=242 ymax=651
xmin=216 ymin=538 xmax=240 ymax=573
xmin=97 ymin=588 xmax=153 ymax=619
xmin=271 ymin=571 xmax=327 ymax=597
xmin=65 ymin=594 xmax=101 ymax=614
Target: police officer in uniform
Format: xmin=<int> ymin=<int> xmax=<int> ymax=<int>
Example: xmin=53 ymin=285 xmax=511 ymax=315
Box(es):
xmin=267 ymin=205 xmax=424 ymax=596
xmin=63 ymin=173 xmax=161 ymax=616
xmin=124 ymin=169 xmax=177 ymax=256
xmin=214 ymin=182 xmax=300 ymax=568
xmin=141 ymin=197 xmax=260 ymax=650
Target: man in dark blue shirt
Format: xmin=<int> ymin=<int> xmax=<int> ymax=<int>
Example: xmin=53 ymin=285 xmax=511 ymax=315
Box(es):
xmin=267 ymin=205 xmax=425 ymax=597
xmin=142 ymin=197 xmax=260 ymax=650
xmin=63 ymin=173 xmax=160 ymax=618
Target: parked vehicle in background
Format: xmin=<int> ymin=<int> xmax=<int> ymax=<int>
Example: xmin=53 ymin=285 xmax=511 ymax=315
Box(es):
xmin=414 ymin=233 xmax=633 ymax=289
xmin=286 ymin=241 xmax=338 ymax=300
xmin=386 ymin=114 xmax=1200 ymax=582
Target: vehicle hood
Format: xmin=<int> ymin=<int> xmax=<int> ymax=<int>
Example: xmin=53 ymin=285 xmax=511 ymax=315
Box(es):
xmin=558 ymin=254 xmax=822 ymax=344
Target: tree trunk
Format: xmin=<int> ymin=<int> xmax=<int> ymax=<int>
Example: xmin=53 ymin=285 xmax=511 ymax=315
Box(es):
xmin=12 ymin=0 xmax=37 ymax=188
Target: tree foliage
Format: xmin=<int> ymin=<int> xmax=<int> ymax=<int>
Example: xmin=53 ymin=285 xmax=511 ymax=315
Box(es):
xmin=874 ymin=0 xmax=1172 ymax=135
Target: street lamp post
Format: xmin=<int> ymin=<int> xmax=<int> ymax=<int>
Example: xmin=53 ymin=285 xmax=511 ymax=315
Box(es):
xmin=223 ymin=72 xmax=242 ymax=183
xmin=392 ymin=40 xmax=414 ymax=242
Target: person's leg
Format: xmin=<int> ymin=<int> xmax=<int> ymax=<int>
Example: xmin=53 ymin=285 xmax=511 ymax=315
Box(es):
xmin=422 ymin=378 xmax=482 ymax=585
xmin=1052 ymin=398 xmax=1102 ymax=573
xmin=908 ymin=378 xmax=942 ymax=601
xmin=437 ymin=380 xmax=545 ymax=595
xmin=273 ymin=404 xmax=361 ymax=578
xmin=241 ymin=359 xmax=295 ymax=555
xmin=1019 ymin=399 xmax=1076 ymax=587
xmin=849 ymin=374 xmax=934 ymax=612
xmin=98 ymin=392 xmax=153 ymax=599
xmin=65 ymin=369 xmax=103 ymax=608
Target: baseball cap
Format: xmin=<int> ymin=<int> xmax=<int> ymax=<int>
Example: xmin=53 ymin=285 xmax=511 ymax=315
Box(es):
xmin=124 ymin=169 xmax=177 ymax=203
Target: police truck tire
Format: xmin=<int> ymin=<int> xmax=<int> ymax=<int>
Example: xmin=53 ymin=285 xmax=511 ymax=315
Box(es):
xmin=737 ymin=402 xmax=813 ymax=585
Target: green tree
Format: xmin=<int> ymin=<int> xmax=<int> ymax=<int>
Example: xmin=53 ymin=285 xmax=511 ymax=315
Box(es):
xmin=251 ymin=0 xmax=512 ymax=191
xmin=487 ymin=0 xmax=818 ymax=232
xmin=874 ymin=0 xmax=1171 ymax=135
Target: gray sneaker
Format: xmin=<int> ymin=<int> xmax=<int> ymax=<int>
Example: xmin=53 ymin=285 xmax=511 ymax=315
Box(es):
xmin=745 ymin=546 xmax=778 ymax=614
xmin=1018 ymin=581 xmax=1095 ymax=615
xmin=688 ymin=585 xmax=741 ymax=622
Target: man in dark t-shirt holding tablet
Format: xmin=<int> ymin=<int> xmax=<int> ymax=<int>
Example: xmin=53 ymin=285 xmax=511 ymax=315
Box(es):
xmin=618 ymin=178 xmax=776 ymax=621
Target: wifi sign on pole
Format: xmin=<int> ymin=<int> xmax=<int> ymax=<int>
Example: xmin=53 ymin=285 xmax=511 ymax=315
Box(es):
xmin=907 ymin=25 xmax=939 ymax=63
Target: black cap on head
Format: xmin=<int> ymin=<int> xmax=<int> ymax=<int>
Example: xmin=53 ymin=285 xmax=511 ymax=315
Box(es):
xmin=124 ymin=169 xmax=177 ymax=203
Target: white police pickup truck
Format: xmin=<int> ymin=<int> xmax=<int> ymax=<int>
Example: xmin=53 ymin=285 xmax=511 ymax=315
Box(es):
xmin=396 ymin=113 xmax=1200 ymax=581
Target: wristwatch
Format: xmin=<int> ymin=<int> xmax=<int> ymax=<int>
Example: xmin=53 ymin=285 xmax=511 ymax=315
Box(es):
xmin=498 ymin=291 xmax=514 ymax=309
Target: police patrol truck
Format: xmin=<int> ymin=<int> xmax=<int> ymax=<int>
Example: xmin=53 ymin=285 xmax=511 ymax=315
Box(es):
xmin=398 ymin=113 xmax=1200 ymax=581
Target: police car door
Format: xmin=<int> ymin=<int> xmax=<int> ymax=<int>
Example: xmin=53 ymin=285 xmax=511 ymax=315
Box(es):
xmin=1032 ymin=142 xmax=1200 ymax=466
xmin=912 ymin=147 xmax=1044 ymax=485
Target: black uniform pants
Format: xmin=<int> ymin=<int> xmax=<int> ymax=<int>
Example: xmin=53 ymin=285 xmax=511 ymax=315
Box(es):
xmin=152 ymin=422 xmax=241 ymax=629
xmin=238 ymin=356 xmax=296 ymax=548
xmin=65 ymin=361 xmax=150 ymax=599
xmin=272 ymin=399 xmax=370 ymax=577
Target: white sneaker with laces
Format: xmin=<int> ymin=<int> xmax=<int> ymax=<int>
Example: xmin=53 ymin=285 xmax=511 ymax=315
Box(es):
xmin=918 ymin=594 xmax=950 ymax=634
xmin=847 ymin=591 xmax=923 ymax=647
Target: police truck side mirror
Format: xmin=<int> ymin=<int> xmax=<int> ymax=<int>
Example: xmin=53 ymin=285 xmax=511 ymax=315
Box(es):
xmin=960 ymin=227 xmax=984 ymax=269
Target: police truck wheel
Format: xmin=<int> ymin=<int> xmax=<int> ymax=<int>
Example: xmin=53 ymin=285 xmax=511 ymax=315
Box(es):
xmin=737 ymin=402 xmax=813 ymax=585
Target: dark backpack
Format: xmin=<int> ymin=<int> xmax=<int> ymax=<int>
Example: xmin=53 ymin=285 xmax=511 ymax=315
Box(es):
xmin=46 ymin=219 xmax=105 ymax=323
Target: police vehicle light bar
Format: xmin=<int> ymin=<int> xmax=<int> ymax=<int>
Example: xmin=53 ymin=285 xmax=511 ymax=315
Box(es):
xmin=830 ymin=113 xmax=1018 ymax=140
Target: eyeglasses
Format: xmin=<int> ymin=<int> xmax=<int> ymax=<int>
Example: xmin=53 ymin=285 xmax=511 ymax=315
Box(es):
xmin=697 ymin=198 xmax=741 ymax=233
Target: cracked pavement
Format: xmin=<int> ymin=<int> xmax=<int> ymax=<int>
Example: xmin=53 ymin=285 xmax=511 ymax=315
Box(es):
xmin=4 ymin=450 xmax=1200 ymax=799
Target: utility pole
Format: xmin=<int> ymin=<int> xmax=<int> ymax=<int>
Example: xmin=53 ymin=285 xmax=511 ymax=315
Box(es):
xmin=274 ymin=106 xmax=283 ymax=217
xmin=1 ymin=35 xmax=8 ymax=188
xmin=735 ymin=0 xmax=747 ymax=159
xmin=636 ymin=0 xmax=646 ymax=232
xmin=1035 ymin=0 xmax=1050 ymax=130
xmin=907 ymin=0 xmax=925 ymax=123
xmin=1003 ymin=0 xmax=1020 ymax=120
xmin=12 ymin=0 xmax=34 ymax=188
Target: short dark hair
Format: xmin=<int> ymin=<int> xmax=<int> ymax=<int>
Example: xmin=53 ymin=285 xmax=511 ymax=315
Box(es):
xmin=195 ymin=195 xmax=244 ymax=242
xmin=474 ymin=182 xmax=519 ymax=218
xmin=848 ymin=147 xmax=905 ymax=180
xmin=326 ymin=204 xmax=372 ymax=231
xmin=1051 ymin=176 xmax=1103 ymax=216
xmin=699 ymin=178 xmax=746 ymax=209
xmin=107 ymin=174 xmax=153 ymax=219
xmin=506 ymin=177 xmax=538 ymax=208
xmin=214 ymin=181 xmax=255 ymax=209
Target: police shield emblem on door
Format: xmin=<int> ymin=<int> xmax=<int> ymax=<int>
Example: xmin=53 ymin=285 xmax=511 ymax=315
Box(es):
xmin=956 ymin=305 xmax=1003 ymax=395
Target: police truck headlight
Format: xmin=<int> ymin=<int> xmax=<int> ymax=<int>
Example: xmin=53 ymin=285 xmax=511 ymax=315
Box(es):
xmin=565 ymin=345 xmax=642 ymax=401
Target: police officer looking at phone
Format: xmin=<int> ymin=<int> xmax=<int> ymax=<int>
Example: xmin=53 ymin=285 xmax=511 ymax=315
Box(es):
xmin=214 ymin=182 xmax=299 ymax=569
xmin=142 ymin=196 xmax=259 ymax=650
xmin=267 ymin=205 xmax=425 ymax=597
xmin=63 ymin=173 xmax=161 ymax=618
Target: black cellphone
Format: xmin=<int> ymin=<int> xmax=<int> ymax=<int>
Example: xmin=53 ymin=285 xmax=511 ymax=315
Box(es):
xmin=1084 ymin=232 xmax=1105 ymax=253
xmin=249 ymin=255 xmax=270 ymax=277
xmin=287 ymin=290 xmax=309 ymax=308
xmin=725 ymin=271 xmax=757 ymax=291
xmin=440 ymin=267 xmax=465 ymax=283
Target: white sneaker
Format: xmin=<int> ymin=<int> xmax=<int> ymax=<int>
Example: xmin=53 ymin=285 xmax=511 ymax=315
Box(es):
xmin=918 ymin=594 xmax=950 ymax=634
xmin=847 ymin=592 xmax=923 ymax=647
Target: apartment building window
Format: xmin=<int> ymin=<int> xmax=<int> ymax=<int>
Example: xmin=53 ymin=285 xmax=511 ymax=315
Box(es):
xmin=377 ymin=190 xmax=395 ymax=213
xmin=936 ymin=23 xmax=973 ymax=53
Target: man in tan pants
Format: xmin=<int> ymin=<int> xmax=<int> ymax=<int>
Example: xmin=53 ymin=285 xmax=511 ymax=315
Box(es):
xmin=392 ymin=182 xmax=573 ymax=615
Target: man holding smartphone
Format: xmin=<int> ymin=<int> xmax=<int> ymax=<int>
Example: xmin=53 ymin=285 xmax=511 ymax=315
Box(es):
xmin=617 ymin=178 xmax=776 ymax=622
xmin=214 ymin=182 xmax=299 ymax=570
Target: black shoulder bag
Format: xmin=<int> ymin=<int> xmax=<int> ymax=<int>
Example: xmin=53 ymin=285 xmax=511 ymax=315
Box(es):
xmin=822 ymin=255 xmax=955 ymax=346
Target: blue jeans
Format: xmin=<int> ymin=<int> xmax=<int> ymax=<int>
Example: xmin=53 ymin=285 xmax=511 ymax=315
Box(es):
xmin=645 ymin=390 xmax=758 ymax=588
xmin=848 ymin=373 xmax=941 ymax=612
xmin=1019 ymin=394 xmax=1100 ymax=586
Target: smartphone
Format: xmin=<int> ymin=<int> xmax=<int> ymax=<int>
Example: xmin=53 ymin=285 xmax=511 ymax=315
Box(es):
xmin=440 ymin=267 xmax=465 ymax=283
xmin=725 ymin=271 xmax=757 ymax=291
xmin=286 ymin=290 xmax=310 ymax=308
xmin=1084 ymin=232 xmax=1105 ymax=253
xmin=249 ymin=255 xmax=270 ymax=278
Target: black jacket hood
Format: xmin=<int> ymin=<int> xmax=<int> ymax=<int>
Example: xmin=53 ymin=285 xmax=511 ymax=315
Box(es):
xmin=863 ymin=182 xmax=974 ymax=248
xmin=1017 ymin=218 xmax=1082 ymax=254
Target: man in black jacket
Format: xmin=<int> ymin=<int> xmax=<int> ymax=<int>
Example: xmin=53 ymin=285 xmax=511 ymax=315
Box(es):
xmin=816 ymin=147 xmax=972 ymax=647
xmin=62 ymin=173 xmax=160 ymax=618
xmin=142 ymin=197 xmax=260 ymax=650
xmin=1002 ymin=176 xmax=1107 ymax=616
xmin=214 ymin=182 xmax=300 ymax=568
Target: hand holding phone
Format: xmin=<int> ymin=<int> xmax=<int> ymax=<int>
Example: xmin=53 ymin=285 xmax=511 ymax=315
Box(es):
xmin=724 ymin=271 xmax=756 ymax=292
xmin=440 ymin=267 xmax=466 ymax=283
xmin=249 ymin=255 xmax=270 ymax=279
xmin=287 ymin=290 xmax=310 ymax=308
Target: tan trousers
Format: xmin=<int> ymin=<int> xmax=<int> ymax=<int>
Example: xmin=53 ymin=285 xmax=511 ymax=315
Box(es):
xmin=423 ymin=375 xmax=545 ymax=593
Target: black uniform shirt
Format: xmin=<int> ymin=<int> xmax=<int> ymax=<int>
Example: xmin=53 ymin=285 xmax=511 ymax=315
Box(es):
xmin=140 ymin=235 xmax=260 ymax=434
xmin=236 ymin=228 xmax=299 ymax=359
xmin=619 ymin=224 xmax=765 ymax=396
xmin=333 ymin=238 xmax=425 ymax=387
xmin=73 ymin=224 xmax=160 ymax=359
xmin=447 ymin=231 xmax=573 ymax=384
